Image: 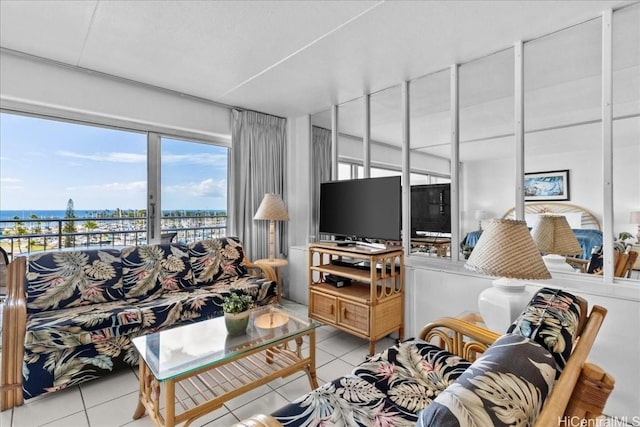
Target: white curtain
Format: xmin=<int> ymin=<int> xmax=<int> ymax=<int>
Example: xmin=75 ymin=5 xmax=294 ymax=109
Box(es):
xmin=311 ymin=126 xmax=332 ymax=241
xmin=229 ymin=109 xmax=287 ymax=261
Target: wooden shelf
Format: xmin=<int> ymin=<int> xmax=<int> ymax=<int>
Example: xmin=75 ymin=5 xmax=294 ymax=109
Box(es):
xmin=308 ymin=244 xmax=404 ymax=355
xmin=310 ymin=264 xmax=372 ymax=283
xmin=309 ymin=282 xmax=370 ymax=303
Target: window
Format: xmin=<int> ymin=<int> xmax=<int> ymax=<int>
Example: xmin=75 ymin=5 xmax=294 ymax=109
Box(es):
xmin=0 ymin=112 xmax=229 ymax=256
xmin=160 ymin=137 xmax=229 ymax=243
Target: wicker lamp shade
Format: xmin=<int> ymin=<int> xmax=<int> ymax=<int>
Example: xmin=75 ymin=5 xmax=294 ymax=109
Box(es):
xmin=465 ymin=218 xmax=551 ymax=280
xmin=254 ymin=194 xmax=289 ymax=221
xmin=531 ymin=214 xmax=582 ymax=256
xmin=254 ymin=194 xmax=288 ymax=261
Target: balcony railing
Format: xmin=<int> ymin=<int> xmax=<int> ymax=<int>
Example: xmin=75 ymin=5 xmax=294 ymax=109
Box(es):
xmin=0 ymin=214 xmax=227 ymax=261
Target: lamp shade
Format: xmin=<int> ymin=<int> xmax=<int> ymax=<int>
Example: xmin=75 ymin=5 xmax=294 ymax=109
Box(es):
xmin=253 ymin=194 xmax=289 ymax=221
xmin=474 ymin=210 xmax=489 ymax=221
xmin=465 ymin=218 xmax=551 ymax=280
xmin=531 ymin=214 xmax=582 ymax=256
xmin=630 ymin=211 xmax=640 ymax=224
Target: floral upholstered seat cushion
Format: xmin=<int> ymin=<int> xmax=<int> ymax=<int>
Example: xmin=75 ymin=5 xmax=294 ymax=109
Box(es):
xmin=25 ymin=301 xmax=143 ymax=348
xmin=417 ymin=334 xmax=556 ymax=427
xmin=188 ymin=237 xmax=248 ymax=286
xmin=122 ymin=244 xmax=195 ymax=300
xmin=26 ymin=249 xmax=123 ymax=313
xmin=131 ymin=275 xmax=279 ymax=330
xmin=272 ymin=375 xmax=414 ymax=427
xmin=270 ymin=340 xmax=472 ymax=427
xmin=507 ymin=287 xmax=585 ymax=375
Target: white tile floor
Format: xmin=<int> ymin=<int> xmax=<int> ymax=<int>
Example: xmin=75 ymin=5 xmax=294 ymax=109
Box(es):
xmin=0 ymin=300 xmax=396 ymax=427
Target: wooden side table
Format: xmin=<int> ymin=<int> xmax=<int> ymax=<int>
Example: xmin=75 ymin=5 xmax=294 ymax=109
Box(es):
xmin=255 ymin=258 xmax=288 ymax=299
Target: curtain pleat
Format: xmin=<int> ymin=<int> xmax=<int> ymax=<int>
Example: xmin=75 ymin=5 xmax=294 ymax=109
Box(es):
xmin=311 ymin=126 xmax=332 ymax=241
xmin=229 ymin=109 xmax=287 ymax=261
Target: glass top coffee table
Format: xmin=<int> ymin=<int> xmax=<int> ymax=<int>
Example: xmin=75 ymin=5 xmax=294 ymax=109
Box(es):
xmin=132 ymin=304 xmax=319 ymax=427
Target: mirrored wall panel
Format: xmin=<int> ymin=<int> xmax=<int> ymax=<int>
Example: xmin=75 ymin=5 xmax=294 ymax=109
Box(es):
xmin=613 ymin=4 xmax=640 ymax=281
xmin=459 ymin=48 xmax=515 ymax=260
xmin=338 ymin=97 xmax=364 ymax=180
xmin=409 ymin=69 xmax=452 ymax=257
xmin=524 ymin=17 xmax=606 ymax=276
xmin=370 ymin=84 xmax=402 ymax=180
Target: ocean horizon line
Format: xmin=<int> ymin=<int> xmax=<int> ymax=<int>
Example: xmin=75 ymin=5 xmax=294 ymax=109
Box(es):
xmin=0 ymin=209 xmax=227 ymax=221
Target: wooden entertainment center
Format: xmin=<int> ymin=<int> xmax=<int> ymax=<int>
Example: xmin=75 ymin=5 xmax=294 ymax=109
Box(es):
xmin=308 ymin=242 xmax=404 ymax=354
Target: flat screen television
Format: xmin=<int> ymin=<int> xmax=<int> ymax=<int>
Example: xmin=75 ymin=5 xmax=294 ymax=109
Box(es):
xmin=411 ymin=183 xmax=451 ymax=235
xmin=319 ymin=176 xmax=401 ymax=241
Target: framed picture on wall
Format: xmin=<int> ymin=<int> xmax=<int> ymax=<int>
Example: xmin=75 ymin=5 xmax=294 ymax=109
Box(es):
xmin=524 ymin=169 xmax=570 ymax=201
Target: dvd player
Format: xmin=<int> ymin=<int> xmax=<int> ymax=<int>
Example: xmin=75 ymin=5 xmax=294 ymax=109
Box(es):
xmin=325 ymin=274 xmax=351 ymax=287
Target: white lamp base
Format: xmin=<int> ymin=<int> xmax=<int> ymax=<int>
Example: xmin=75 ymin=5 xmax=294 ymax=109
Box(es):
xmin=542 ymin=254 xmax=576 ymax=273
xmin=478 ymin=278 xmax=532 ymax=333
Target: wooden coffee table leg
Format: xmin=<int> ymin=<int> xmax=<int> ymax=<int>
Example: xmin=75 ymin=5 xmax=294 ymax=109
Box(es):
xmin=304 ymin=330 xmax=318 ymax=389
xmin=133 ymin=360 xmax=147 ymax=420
xmin=165 ymin=380 xmax=176 ymax=427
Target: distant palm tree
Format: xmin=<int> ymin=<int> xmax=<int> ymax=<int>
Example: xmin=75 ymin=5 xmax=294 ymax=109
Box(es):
xmin=12 ymin=215 xmax=27 ymax=253
xmin=29 ymin=213 xmax=42 ymax=234
xmin=63 ymin=199 xmax=77 ymax=248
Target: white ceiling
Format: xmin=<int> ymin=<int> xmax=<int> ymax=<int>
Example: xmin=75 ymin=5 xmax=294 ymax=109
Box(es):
xmin=1 ymin=0 xmax=636 ymax=121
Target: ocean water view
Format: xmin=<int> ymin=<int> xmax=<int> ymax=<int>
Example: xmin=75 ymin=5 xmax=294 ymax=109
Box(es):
xmin=0 ymin=209 xmax=226 ymax=221
xmin=0 ymin=209 xmax=228 ymax=255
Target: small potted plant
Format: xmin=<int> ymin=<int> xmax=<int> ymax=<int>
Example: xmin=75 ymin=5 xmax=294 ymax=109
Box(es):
xmin=222 ymin=293 xmax=254 ymax=335
xmin=462 ymin=244 xmax=474 ymax=260
xmin=617 ymin=232 xmax=634 ymax=251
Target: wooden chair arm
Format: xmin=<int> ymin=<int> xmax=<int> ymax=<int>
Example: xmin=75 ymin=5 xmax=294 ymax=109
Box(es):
xmin=244 ymin=260 xmax=277 ymax=283
xmin=565 ymin=256 xmax=589 ymax=273
xmin=418 ymin=317 xmax=502 ymax=361
xmin=534 ymin=305 xmax=609 ymax=426
xmin=232 ymin=414 xmax=283 ymax=427
xmin=1 ymin=256 xmax=27 ymax=411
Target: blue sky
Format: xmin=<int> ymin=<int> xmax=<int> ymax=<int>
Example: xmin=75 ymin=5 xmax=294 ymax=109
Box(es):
xmin=0 ymin=113 xmax=228 ymax=211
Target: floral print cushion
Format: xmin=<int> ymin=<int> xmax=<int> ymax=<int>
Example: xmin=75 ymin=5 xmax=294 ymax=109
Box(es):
xmin=122 ymin=244 xmax=195 ymax=300
xmin=188 ymin=237 xmax=248 ymax=286
xmin=206 ymin=274 xmax=277 ymax=304
xmin=272 ymin=375 xmax=414 ymax=427
xmin=417 ymin=334 xmax=556 ymax=427
xmin=23 ymin=336 xmax=140 ymax=400
xmin=507 ymin=287 xmax=585 ymax=375
xmin=354 ymin=340 xmax=471 ymax=418
xmin=25 ymin=302 xmax=143 ymax=348
xmin=26 ymin=249 xmax=123 ymax=313
xmin=131 ymin=275 xmax=278 ymax=330
xmin=270 ymin=340 xmax=471 ymax=427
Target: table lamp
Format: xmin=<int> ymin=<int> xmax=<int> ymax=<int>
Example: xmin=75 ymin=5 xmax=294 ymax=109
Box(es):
xmin=253 ymin=193 xmax=289 ymax=261
xmin=474 ymin=210 xmax=489 ymax=231
xmin=465 ymin=218 xmax=551 ymax=332
xmin=630 ymin=211 xmax=640 ymax=242
xmin=531 ymin=214 xmax=582 ymax=272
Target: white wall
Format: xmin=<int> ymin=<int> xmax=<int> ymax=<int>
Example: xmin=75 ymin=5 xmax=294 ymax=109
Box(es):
xmin=284 ymin=115 xmax=313 ymax=299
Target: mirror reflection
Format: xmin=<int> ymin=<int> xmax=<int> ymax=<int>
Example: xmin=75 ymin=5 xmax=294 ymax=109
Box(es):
xmin=308 ymin=4 xmax=638 ymax=282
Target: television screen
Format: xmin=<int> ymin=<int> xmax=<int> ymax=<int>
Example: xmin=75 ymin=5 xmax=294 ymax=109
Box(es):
xmin=319 ymin=176 xmax=401 ymax=241
xmin=411 ymin=183 xmax=451 ymax=235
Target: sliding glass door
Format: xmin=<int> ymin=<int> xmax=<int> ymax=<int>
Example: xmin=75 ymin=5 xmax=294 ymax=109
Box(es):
xmin=0 ymin=112 xmax=230 ymax=257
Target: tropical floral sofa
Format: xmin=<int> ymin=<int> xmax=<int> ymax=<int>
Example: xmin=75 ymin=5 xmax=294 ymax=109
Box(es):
xmin=236 ymin=288 xmax=613 ymax=427
xmin=1 ymin=237 xmax=278 ymax=409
